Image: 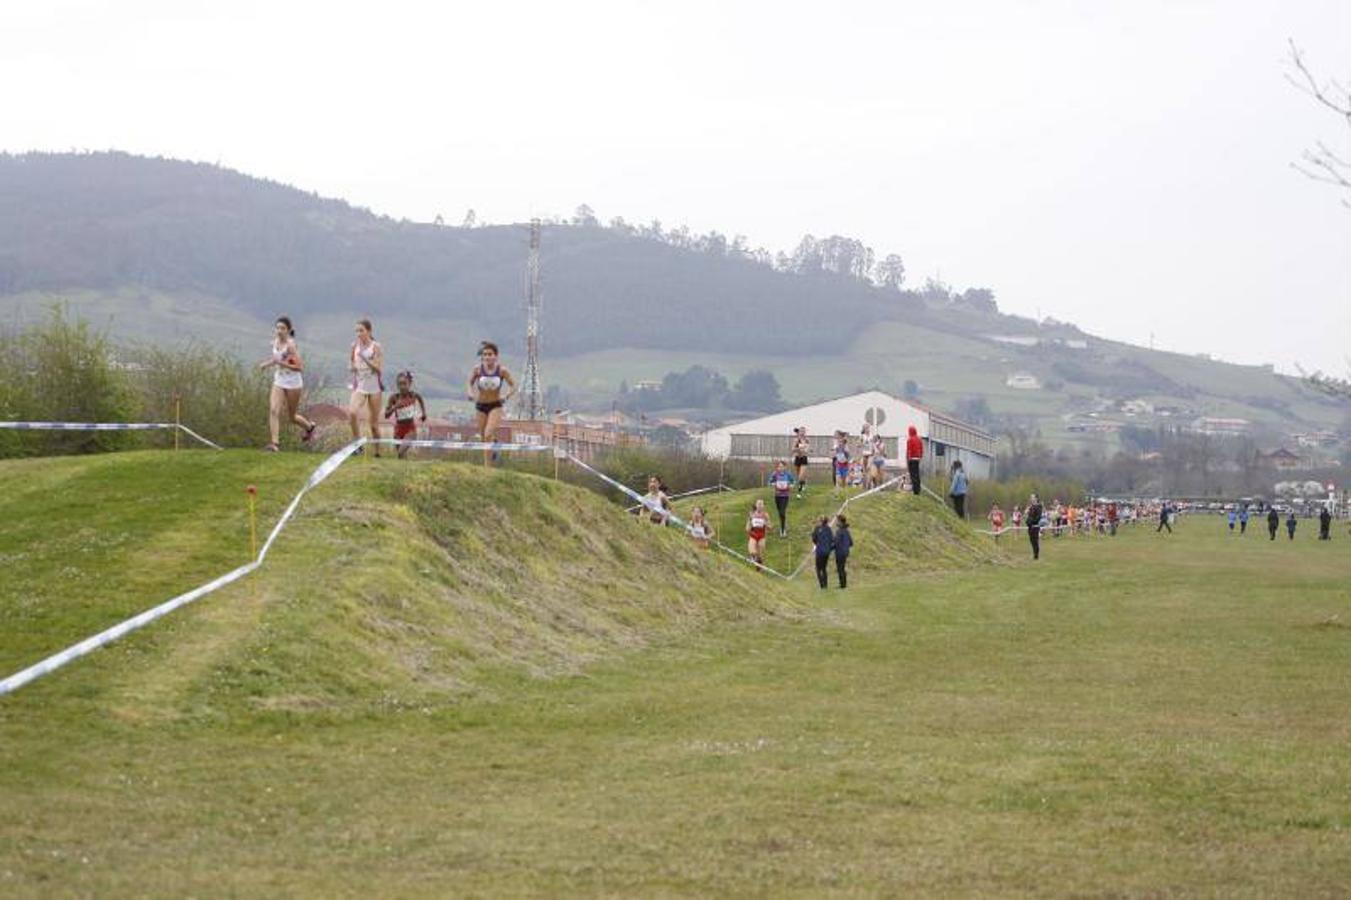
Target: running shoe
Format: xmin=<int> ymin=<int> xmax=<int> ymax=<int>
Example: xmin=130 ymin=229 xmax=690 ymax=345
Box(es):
xmin=301 ymin=423 xmax=317 ymax=443
xmin=263 ymin=443 xmax=280 ymax=453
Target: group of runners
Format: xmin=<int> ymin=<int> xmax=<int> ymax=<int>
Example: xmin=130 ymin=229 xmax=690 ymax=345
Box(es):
xmin=257 ymin=315 xmax=516 ymax=462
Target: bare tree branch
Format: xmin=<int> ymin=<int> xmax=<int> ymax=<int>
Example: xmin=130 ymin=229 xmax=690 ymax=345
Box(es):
xmin=1287 ymin=39 xmax=1351 ymax=206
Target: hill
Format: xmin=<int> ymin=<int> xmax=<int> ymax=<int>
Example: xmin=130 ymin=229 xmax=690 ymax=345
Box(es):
xmin=2 ymin=151 xmax=1344 ymax=447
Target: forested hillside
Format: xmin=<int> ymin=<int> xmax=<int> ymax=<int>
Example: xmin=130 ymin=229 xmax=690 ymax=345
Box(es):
xmin=0 ymin=152 xmax=930 ymax=356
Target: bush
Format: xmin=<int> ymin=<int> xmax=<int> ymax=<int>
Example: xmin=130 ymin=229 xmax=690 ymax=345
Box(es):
xmin=125 ymin=343 xmax=272 ymax=449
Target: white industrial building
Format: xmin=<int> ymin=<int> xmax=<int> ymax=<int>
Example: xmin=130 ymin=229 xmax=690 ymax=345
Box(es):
xmin=701 ymin=390 xmax=997 ymax=480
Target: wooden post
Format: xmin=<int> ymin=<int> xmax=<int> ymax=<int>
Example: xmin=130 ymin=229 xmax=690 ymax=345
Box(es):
xmin=173 ymin=393 xmax=181 ymax=452
xmin=245 ymin=485 xmax=258 ymax=560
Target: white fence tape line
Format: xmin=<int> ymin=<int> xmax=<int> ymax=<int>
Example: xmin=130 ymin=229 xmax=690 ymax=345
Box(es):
xmin=563 ymin=452 xmax=793 ymax=578
xmin=0 ymin=421 xmax=222 ymax=450
xmin=365 ymin=438 xmax=552 ymax=452
xmin=0 ymin=438 xmax=367 ymax=697
xmin=624 ymin=483 xmax=730 ymax=513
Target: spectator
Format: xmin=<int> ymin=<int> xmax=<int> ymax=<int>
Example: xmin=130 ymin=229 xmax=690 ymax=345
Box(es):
xmin=948 ymin=460 xmax=968 ymax=519
xmin=1319 ymin=505 xmax=1332 ymax=540
xmin=905 ymin=425 xmax=923 ymax=496
xmin=1286 ymin=512 xmax=1298 ymax=541
xmin=1267 ymin=507 xmax=1280 ymax=540
xmin=1156 ymin=501 xmax=1173 ymax=534
xmin=1239 ymin=505 xmax=1249 ymax=534
xmin=833 ymin=515 xmax=853 ymax=588
xmin=810 ymin=516 xmax=834 ymax=589
xmin=1025 ymin=492 xmax=1044 ymax=560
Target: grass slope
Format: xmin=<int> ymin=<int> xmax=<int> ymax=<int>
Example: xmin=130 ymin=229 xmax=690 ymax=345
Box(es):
xmin=0 ymin=451 xmax=795 ymax=718
xmin=2 ymin=454 xmax=1350 ymax=894
xmin=673 ymin=482 xmax=1008 ymax=578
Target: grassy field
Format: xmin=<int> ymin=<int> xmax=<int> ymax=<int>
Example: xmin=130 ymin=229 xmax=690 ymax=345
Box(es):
xmin=2 ymin=451 xmax=1350 ymax=895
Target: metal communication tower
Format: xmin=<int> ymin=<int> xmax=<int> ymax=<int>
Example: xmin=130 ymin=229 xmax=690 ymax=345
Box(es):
xmin=518 ymin=218 xmax=544 ymax=420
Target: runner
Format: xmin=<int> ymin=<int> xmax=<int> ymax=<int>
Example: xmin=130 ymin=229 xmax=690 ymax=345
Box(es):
xmin=859 ymin=423 xmax=874 ymax=484
xmin=810 ymin=516 xmax=834 ymax=588
xmin=466 ymin=341 xmax=517 ymax=466
xmin=1011 ymin=504 xmax=1023 ymax=530
xmin=642 ymin=476 xmax=669 ymax=526
xmin=832 ymin=433 xmax=850 ymax=496
xmin=746 ymin=499 xmax=771 ymax=568
xmin=869 ymin=431 xmax=887 ymax=488
xmin=988 ymin=503 xmax=1005 ymax=541
xmin=1227 ymin=507 xmax=1237 ymax=533
xmin=1239 ymin=506 xmax=1249 ymax=534
xmin=348 ymin=318 xmax=384 ymax=456
xmin=833 ymin=514 xmax=853 ymax=588
xmin=687 ymin=506 xmax=714 ymax=549
xmin=382 ymin=370 xmax=428 ymax=459
xmin=905 ymin=425 xmax=923 ymax=496
xmin=257 ymin=316 xmax=317 ymax=452
xmin=792 ymin=427 xmax=811 ymax=498
xmin=768 ymin=460 xmax=796 ymax=537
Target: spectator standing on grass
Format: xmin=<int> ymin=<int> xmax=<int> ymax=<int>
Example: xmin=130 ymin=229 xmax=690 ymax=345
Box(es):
xmin=1107 ymin=502 xmax=1119 ymax=536
xmin=1267 ymin=507 xmax=1280 ymax=540
xmin=811 ymin=516 xmax=834 ymax=589
xmin=1319 ymin=505 xmax=1332 ymax=540
xmin=768 ymin=460 xmax=795 ymax=537
xmin=1239 ymin=506 xmax=1249 ymax=534
xmin=833 ymin=515 xmax=853 ymax=588
xmin=1227 ymin=508 xmax=1237 ymax=533
xmin=1025 ymin=493 xmax=1044 ymax=560
xmin=1157 ymin=501 xmax=1173 ymax=534
xmin=948 ymin=459 xmax=968 ymax=519
xmin=905 ymin=425 xmax=923 ymax=496
xmin=1287 ymin=512 xmax=1298 ymax=540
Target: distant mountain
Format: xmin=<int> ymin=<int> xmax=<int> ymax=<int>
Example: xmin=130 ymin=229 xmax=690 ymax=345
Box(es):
xmin=1 ymin=152 xmax=1343 ymax=447
xmin=0 ymin=151 xmax=928 ymax=356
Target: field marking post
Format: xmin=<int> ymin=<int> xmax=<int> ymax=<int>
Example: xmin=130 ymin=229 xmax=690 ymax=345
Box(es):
xmin=245 ymin=485 xmax=258 ymax=559
xmin=173 ymin=394 xmax=181 ymax=452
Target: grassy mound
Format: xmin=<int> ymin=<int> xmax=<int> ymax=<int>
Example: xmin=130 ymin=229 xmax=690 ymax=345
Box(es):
xmin=673 ymin=483 xmax=1009 ymax=578
xmin=0 ymin=451 xmax=797 ymax=716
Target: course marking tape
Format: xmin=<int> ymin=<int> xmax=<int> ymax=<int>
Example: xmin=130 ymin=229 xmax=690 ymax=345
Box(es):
xmin=365 ymin=438 xmax=552 ymax=452
xmin=624 ymin=483 xmax=730 ymax=513
xmin=0 ymin=421 xmax=223 ymax=450
xmin=0 ymin=439 xmax=364 ymax=697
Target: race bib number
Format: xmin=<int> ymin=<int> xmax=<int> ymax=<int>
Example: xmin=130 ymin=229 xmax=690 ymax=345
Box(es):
xmin=395 ymin=404 xmax=418 ymax=421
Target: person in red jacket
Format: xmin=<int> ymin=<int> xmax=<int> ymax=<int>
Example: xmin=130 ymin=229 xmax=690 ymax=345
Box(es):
xmin=905 ymin=425 xmax=924 ymax=496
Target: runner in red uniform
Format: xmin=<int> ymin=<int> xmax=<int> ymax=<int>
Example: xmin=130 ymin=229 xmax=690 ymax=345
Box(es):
xmin=383 ymin=371 xmax=427 ymax=459
xmin=746 ymin=499 xmax=770 ymax=567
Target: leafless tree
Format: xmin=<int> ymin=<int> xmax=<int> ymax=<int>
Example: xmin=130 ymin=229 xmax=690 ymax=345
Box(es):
xmin=1286 ymin=39 xmax=1351 ymax=205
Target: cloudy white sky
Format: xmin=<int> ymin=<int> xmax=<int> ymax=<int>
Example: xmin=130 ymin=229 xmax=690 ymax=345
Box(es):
xmin=4 ymin=1 xmax=1349 ymax=373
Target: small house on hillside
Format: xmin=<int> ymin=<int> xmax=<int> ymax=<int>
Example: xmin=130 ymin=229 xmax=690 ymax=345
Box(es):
xmin=1005 ymin=372 xmax=1041 ymax=390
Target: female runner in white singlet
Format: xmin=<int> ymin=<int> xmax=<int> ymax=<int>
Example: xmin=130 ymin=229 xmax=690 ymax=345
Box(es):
xmin=466 ymin=341 xmax=517 ymax=465
xmin=258 ymin=316 xmax=316 ymax=452
xmin=348 ymin=318 xmax=384 ymax=455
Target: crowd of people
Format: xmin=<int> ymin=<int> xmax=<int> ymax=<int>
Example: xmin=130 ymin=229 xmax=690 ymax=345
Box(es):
xmin=257 ymin=315 xmax=513 ymax=462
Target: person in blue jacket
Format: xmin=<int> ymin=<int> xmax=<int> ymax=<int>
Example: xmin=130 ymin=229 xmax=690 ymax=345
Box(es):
xmin=1227 ymin=508 xmax=1237 ymax=533
xmin=948 ymin=460 xmax=969 ymax=519
xmin=767 ymin=460 xmax=796 ymax=537
xmin=1239 ymin=505 xmax=1249 ymax=534
xmin=833 ymin=515 xmax=853 ymax=588
xmin=810 ymin=516 xmax=834 ymax=589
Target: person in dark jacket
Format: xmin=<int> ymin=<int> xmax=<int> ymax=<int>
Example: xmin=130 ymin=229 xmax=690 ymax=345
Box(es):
xmin=905 ymin=425 xmax=923 ymax=496
xmin=1025 ymin=493 xmax=1044 ymax=560
xmin=1156 ymin=502 xmax=1172 ymax=533
xmin=1286 ymin=512 xmax=1298 ymax=540
xmin=1267 ymin=507 xmax=1280 ymax=540
xmin=1319 ymin=506 xmax=1332 ymax=540
xmin=833 ymin=515 xmax=853 ymax=588
xmin=810 ymin=516 xmax=834 ymax=589
xmin=948 ymin=459 xmax=968 ymax=519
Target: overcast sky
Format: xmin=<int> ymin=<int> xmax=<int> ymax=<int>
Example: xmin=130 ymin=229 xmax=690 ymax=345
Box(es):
xmin=4 ymin=1 xmax=1349 ymax=374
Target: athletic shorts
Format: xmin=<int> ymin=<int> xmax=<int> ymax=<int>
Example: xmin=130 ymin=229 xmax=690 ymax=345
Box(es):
xmin=475 ymin=400 xmax=504 ymax=415
xmin=393 ymin=420 xmax=417 ymax=440
xmin=793 ymin=456 xmax=809 ymax=468
xmin=835 ymin=465 xmax=848 ymax=480
xmin=872 ymin=457 xmax=886 ymax=468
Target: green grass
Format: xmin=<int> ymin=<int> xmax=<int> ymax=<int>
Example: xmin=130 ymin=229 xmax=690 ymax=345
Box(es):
xmin=2 ymin=452 xmax=1350 ymax=895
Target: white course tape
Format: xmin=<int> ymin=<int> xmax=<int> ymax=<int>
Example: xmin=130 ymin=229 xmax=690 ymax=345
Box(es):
xmin=0 ymin=421 xmax=223 ymax=450
xmin=365 ymin=438 xmax=551 ymax=452
xmin=0 ymin=439 xmax=365 ymax=697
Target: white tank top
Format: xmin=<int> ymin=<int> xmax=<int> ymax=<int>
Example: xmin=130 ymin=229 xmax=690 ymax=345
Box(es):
xmin=272 ymin=339 xmax=302 ymax=389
